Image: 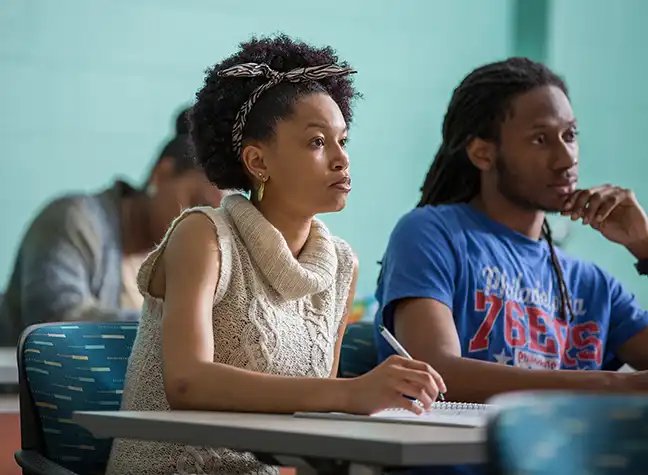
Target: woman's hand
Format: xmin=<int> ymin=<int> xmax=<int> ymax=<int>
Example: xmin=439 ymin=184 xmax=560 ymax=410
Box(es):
xmin=342 ymin=355 xmax=447 ymax=415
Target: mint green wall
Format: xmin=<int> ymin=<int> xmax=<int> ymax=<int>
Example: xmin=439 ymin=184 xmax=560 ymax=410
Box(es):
xmin=0 ymin=0 xmax=513 ymax=297
xmin=547 ymin=0 xmax=648 ymax=306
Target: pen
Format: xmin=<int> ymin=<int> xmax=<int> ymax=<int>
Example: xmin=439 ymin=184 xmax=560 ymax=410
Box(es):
xmin=378 ymin=324 xmax=445 ymax=401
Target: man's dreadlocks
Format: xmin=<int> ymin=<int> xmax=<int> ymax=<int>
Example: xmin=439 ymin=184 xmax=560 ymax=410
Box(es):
xmin=418 ymin=57 xmax=574 ymax=322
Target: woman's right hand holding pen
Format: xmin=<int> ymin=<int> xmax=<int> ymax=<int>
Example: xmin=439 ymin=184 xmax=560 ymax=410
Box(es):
xmin=341 ymin=355 xmax=447 ymax=415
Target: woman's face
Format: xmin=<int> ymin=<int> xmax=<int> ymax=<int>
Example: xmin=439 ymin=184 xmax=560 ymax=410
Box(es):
xmin=243 ymin=92 xmax=351 ymax=217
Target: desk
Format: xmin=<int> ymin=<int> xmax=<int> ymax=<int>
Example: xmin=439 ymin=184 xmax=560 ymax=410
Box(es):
xmin=74 ymin=410 xmax=485 ymax=474
xmin=0 ymin=395 xmax=19 ymax=414
xmin=0 ymin=348 xmax=17 ymax=385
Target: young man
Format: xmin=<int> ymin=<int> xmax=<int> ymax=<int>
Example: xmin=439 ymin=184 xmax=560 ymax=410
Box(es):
xmin=0 ymin=108 xmax=225 ymax=345
xmin=374 ymin=57 xmax=648 ymax=474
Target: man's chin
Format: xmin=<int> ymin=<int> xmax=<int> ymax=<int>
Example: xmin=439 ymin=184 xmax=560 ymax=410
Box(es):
xmin=500 ymin=187 xmax=566 ymax=214
xmin=539 ymin=205 xmax=564 ymax=213
xmin=509 ymin=197 xmax=562 ymax=213
xmin=533 ymin=194 xmax=568 ymax=214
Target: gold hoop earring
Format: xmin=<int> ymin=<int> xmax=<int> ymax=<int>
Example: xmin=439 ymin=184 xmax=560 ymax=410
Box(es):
xmin=257 ymin=173 xmax=266 ymax=202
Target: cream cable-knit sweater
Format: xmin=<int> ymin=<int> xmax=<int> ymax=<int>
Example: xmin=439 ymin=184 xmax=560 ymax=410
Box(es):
xmin=106 ymin=194 xmax=355 ymax=475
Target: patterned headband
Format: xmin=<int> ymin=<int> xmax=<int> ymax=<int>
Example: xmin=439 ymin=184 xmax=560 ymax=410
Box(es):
xmin=218 ymin=62 xmax=357 ymax=158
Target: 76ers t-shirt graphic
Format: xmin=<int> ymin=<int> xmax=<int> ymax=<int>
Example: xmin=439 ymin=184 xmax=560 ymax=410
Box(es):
xmin=470 ymin=265 xmax=599 ymax=370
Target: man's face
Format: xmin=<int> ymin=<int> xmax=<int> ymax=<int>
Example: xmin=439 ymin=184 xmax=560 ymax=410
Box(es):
xmin=494 ymin=85 xmax=579 ymax=213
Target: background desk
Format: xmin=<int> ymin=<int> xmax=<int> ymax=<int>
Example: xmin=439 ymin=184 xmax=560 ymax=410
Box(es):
xmin=0 ymin=348 xmax=17 ymax=387
xmin=75 ymin=410 xmax=485 ymax=473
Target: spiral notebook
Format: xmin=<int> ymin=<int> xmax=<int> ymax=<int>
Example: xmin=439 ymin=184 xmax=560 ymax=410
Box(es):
xmin=295 ymin=401 xmax=492 ymax=428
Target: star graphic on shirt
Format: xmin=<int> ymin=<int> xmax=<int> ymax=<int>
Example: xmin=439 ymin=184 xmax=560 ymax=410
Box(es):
xmin=493 ymin=349 xmax=513 ymax=365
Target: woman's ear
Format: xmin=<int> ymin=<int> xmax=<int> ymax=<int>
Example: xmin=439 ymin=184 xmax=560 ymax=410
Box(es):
xmin=241 ymin=144 xmax=269 ymax=181
xmin=466 ymin=137 xmax=497 ymax=172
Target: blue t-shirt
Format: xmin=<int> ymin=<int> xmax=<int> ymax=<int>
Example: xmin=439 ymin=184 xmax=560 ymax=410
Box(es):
xmin=374 ymin=204 xmax=648 ymax=475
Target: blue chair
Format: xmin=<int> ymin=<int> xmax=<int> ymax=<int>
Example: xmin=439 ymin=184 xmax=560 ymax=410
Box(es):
xmin=487 ymin=391 xmax=648 ymax=475
xmin=339 ymin=321 xmax=377 ymax=378
xmin=15 ymin=322 xmax=138 ymax=475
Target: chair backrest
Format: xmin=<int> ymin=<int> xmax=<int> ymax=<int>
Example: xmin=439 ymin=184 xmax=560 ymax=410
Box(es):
xmin=339 ymin=321 xmax=377 ymax=378
xmin=18 ymin=322 xmax=138 ymax=475
xmin=487 ymin=391 xmax=648 ymax=475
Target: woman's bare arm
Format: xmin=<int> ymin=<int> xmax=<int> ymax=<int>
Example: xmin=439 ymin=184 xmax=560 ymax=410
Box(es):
xmin=158 ymin=213 xmax=350 ymax=413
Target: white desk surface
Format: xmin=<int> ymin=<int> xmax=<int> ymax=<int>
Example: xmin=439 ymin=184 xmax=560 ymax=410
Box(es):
xmin=0 ymin=394 xmax=19 ymax=413
xmin=74 ymin=410 xmax=485 ymax=468
xmin=0 ymin=347 xmax=17 ymax=384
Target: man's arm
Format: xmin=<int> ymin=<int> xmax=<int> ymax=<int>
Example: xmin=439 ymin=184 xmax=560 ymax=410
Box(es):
xmin=18 ymin=198 xmax=140 ymax=326
xmin=605 ymin=273 xmax=648 ymax=371
xmin=393 ymin=298 xmax=630 ymax=403
xmin=560 ymin=185 xmax=648 ymax=370
xmin=617 ymin=329 xmax=648 ymax=371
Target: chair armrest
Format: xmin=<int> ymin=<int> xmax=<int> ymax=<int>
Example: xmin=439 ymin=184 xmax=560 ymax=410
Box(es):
xmin=14 ymin=450 xmax=80 ymax=475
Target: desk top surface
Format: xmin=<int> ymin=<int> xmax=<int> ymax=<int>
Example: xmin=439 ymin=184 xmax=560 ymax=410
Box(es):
xmin=75 ymin=409 xmax=485 ymax=467
xmin=0 ymin=347 xmax=17 ymax=384
xmin=0 ymin=394 xmax=19 ymax=413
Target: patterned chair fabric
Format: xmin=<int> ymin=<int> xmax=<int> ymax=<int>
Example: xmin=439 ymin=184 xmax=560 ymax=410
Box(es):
xmin=339 ymin=321 xmax=377 ymax=378
xmin=487 ymin=391 xmax=648 ymax=475
xmin=18 ymin=322 xmax=137 ymax=475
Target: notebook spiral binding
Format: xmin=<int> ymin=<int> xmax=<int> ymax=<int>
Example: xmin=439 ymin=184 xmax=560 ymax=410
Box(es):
xmin=385 ymin=401 xmax=489 ymax=412
xmin=431 ymin=401 xmax=488 ymax=411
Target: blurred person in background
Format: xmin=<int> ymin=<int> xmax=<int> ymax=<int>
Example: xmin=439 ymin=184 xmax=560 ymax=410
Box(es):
xmin=0 ymin=107 xmax=225 ymax=345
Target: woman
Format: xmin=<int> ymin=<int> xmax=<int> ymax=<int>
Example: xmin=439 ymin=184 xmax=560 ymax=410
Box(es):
xmin=0 ymin=108 xmax=224 ymax=345
xmin=106 ymin=34 xmax=445 ymax=475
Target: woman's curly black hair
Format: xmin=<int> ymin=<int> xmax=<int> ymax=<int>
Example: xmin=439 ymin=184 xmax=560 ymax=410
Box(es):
xmin=191 ymin=34 xmax=359 ymax=191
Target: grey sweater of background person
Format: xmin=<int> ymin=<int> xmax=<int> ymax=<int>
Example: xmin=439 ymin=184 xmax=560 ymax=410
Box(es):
xmin=0 ymin=181 xmax=140 ymax=346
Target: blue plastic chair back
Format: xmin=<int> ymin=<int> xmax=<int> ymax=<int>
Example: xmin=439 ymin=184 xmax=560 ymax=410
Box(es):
xmin=339 ymin=321 xmax=377 ymax=378
xmin=18 ymin=322 xmax=137 ymax=475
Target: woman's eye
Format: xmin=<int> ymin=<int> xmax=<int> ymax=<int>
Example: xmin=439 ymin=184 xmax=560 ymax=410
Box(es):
xmin=532 ymin=134 xmax=546 ymax=145
xmin=311 ymin=137 xmax=325 ymax=148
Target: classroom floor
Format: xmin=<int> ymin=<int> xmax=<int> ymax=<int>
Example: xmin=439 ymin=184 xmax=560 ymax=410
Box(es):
xmin=0 ymin=396 xmax=20 ymax=475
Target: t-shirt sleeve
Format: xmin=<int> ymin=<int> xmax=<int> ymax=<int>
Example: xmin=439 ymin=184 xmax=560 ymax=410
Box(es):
xmin=378 ymin=209 xmax=458 ymax=327
xmin=606 ymin=274 xmax=648 ymax=355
